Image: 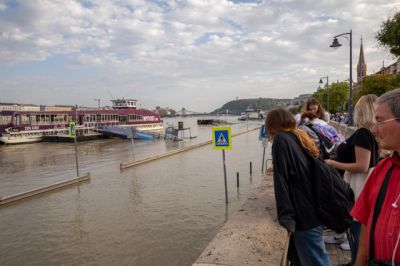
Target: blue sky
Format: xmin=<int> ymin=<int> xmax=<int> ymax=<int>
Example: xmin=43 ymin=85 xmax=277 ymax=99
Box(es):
xmin=0 ymin=0 xmax=398 ymax=112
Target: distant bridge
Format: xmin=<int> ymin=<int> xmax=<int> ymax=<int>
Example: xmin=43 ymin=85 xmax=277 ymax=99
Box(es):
xmin=175 ymin=108 xmax=236 ymax=117
xmin=175 ymin=108 xmax=208 ymax=117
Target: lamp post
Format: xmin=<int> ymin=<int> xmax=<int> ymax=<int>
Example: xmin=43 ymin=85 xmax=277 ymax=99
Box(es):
xmin=94 ymin=98 xmax=101 ymax=108
xmin=319 ymin=76 xmax=329 ymax=112
xmin=330 ymin=29 xmax=352 ymax=125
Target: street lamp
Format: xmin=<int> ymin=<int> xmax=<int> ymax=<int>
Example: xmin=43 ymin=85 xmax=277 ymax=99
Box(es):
xmin=94 ymin=98 xmax=101 ymax=108
xmin=330 ymin=29 xmax=352 ymax=125
xmin=319 ymin=76 xmax=329 ymax=112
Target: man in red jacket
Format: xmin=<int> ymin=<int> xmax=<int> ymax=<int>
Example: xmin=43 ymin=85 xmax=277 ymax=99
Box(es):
xmin=351 ymin=88 xmax=400 ymax=266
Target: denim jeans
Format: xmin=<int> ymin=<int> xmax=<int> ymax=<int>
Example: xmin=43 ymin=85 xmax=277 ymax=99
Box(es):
xmin=347 ymin=221 xmax=361 ymax=264
xmin=293 ymin=225 xmax=332 ymax=266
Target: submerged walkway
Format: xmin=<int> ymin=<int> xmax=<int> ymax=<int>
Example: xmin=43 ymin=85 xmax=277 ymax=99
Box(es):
xmin=193 ymin=173 xmax=351 ymax=266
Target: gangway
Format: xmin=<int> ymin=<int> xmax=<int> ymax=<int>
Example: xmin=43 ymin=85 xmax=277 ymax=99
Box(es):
xmin=164 ymin=122 xmax=196 ymax=141
xmin=98 ymin=126 xmax=162 ymax=140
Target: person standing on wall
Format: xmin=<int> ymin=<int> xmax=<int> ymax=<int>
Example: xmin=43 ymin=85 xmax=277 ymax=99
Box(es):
xmin=351 ymin=88 xmax=400 ymax=266
xmin=325 ymin=94 xmax=380 ymax=265
xmin=266 ymin=109 xmax=331 ymax=266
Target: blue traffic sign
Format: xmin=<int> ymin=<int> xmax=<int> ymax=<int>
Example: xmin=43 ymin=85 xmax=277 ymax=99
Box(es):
xmin=212 ymin=127 xmax=232 ymax=150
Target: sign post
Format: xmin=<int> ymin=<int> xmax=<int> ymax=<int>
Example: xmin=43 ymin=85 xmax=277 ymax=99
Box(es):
xmin=259 ymin=125 xmax=268 ymax=173
xmin=130 ymin=127 xmax=136 ymax=161
xmin=69 ymin=120 xmax=79 ymax=177
xmin=212 ymin=127 xmax=232 ymax=204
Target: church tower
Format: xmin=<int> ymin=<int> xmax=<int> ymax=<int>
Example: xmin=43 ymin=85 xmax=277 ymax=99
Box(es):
xmin=357 ymin=37 xmax=367 ymax=83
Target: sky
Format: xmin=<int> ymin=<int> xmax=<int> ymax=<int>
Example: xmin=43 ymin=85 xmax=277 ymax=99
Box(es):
xmin=0 ymin=0 xmax=398 ymax=113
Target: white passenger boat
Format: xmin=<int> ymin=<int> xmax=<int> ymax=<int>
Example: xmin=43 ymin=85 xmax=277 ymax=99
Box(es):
xmin=0 ymin=98 xmax=163 ymax=144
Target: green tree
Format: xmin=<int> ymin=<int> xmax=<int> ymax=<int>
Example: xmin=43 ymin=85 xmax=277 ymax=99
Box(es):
xmin=354 ymin=73 xmax=400 ymax=103
xmin=376 ymin=11 xmax=400 ymax=58
xmin=314 ymin=87 xmax=328 ymax=111
xmin=313 ymin=82 xmax=348 ymax=113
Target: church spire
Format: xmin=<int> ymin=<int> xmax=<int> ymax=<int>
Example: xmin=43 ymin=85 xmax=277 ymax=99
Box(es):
xmin=357 ymin=36 xmax=367 ymax=83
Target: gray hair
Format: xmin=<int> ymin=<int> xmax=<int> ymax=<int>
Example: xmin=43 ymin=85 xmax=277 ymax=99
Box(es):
xmin=376 ymin=88 xmax=400 ymax=120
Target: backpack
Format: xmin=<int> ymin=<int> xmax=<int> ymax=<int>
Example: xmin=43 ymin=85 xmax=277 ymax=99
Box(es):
xmin=311 ymin=156 xmax=355 ymax=233
xmin=290 ymin=133 xmax=355 ymax=233
xmin=311 ymin=124 xmax=345 ymax=145
xmin=300 ymin=123 xmax=337 ymax=159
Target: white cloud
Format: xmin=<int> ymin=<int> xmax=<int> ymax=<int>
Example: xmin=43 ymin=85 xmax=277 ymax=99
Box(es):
xmin=0 ymin=0 xmax=397 ymax=112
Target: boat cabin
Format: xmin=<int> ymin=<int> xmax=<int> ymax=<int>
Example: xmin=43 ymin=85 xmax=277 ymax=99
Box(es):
xmin=111 ymin=98 xmax=138 ymax=109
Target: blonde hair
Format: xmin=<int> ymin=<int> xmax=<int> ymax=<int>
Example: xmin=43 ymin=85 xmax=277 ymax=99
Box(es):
xmin=266 ymin=109 xmax=320 ymax=158
xmin=353 ymin=94 xmax=378 ymax=130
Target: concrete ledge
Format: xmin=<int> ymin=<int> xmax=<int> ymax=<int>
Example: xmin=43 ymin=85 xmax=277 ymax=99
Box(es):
xmin=121 ymin=127 xmax=259 ymax=169
xmin=193 ymin=175 xmax=286 ymax=266
xmin=0 ymin=173 xmax=90 ymax=206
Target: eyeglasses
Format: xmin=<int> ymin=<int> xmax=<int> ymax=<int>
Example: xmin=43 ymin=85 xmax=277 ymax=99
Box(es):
xmin=373 ymin=117 xmax=400 ymax=128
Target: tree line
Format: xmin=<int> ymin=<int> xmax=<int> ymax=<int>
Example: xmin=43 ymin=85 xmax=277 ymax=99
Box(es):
xmin=314 ymin=10 xmax=400 ymax=114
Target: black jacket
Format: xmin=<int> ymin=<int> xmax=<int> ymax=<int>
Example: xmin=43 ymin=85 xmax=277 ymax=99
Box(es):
xmin=272 ymin=132 xmax=321 ymax=232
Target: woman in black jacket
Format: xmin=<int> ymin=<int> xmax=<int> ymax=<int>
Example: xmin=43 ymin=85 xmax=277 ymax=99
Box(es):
xmin=266 ymin=109 xmax=331 ymax=266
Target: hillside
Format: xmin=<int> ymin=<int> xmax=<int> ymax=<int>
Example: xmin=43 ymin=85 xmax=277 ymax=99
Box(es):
xmin=211 ymin=98 xmax=291 ymax=115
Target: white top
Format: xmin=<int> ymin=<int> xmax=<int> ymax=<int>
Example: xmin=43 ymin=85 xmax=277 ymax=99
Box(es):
xmin=323 ymin=111 xmax=330 ymax=122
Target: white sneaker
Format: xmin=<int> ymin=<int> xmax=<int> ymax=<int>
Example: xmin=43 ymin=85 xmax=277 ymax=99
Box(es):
xmin=340 ymin=239 xmax=350 ymax=251
xmin=323 ymin=233 xmax=345 ymax=244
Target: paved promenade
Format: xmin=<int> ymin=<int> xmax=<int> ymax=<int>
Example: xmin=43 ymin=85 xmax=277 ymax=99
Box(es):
xmin=193 ymin=173 xmax=351 ymax=266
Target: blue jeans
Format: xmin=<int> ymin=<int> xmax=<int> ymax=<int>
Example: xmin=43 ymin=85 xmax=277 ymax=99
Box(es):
xmin=293 ymin=225 xmax=332 ymax=266
xmin=347 ymin=221 xmax=361 ymax=264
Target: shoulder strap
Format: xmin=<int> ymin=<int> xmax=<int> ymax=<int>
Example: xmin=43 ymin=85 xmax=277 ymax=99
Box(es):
xmin=369 ymin=164 xmax=394 ymax=260
xmin=361 ymin=128 xmax=376 ymax=164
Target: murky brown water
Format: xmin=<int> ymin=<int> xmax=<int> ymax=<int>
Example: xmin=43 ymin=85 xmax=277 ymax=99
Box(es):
xmin=0 ymin=117 xmax=270 ymax=266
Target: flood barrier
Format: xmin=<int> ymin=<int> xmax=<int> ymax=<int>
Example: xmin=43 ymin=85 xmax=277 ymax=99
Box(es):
xmin=0 ymin=173 xmax=90 ymax=206
xmin=120 ymin=127 xmax=259 ymax=169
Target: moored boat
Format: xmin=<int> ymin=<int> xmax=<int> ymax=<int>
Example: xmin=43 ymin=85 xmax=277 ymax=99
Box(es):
xmin=0 ymin=98 xmax=163 ymax=144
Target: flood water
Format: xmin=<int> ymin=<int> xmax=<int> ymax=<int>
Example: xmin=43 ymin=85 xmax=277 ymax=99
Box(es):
xmin=0 ymin=116 xmax=271 ymax=266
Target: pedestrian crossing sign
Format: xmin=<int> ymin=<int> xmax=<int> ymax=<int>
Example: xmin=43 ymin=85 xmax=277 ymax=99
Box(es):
xmin=212 ymin=127 xmax=232 ymax=150
xmin=69 ymin=122 xmax=76 ymax=139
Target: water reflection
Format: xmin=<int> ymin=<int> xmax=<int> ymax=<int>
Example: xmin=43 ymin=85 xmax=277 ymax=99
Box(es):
xmin=0 ymin=117 xmax=269 ymax=266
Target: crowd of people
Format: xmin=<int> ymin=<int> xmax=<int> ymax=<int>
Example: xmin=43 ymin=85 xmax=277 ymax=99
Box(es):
xmin=266 ymin=88 xmax=400 ymax=266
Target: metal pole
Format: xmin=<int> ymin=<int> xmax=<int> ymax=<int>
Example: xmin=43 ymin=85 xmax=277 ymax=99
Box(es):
xmin=262 ymin=146 xmax=266 ymax=173
xmin=222 ymin=150 xmax=228 ymax=204
xmin=130 ymin=127 xmax=135 ymax=161
xmin=327 ymin=76 xmax=329 ymax=113
xmin=349 ymin=29 xmax=353 ymax=125
xmin=236 ymin=172 xmax=239 ymax=188
xmin=250 ymin=161 xmax=252 ymax=176
xmin=74 ymin=105 xmax=79 ymax=177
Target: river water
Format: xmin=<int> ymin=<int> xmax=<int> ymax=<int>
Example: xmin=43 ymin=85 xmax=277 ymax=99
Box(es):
xmin=0 ymin=116 xmax=271 ymax=266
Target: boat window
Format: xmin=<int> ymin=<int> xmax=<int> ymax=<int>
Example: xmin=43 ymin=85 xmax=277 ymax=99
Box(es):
xmin=31 ymin=114 xmax=38 ymax=125
xmin=13 ymin=115 xmax=20 ymax=126
xmin=0 ymin=115 xmax=12 ymax=125
xmin=21 ymin=115 xmax=30 ymax=124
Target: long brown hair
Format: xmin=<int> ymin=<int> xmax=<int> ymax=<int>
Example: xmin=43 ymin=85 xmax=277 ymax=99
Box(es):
xmin=266 ymin=108 xmax=320 ymax=158
xmin=306 ymin=98 xmax=326 ymax=120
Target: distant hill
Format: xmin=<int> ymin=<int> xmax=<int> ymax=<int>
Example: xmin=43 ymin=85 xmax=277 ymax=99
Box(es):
xmin=211 ymin=98 xmax=291 ymax=115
